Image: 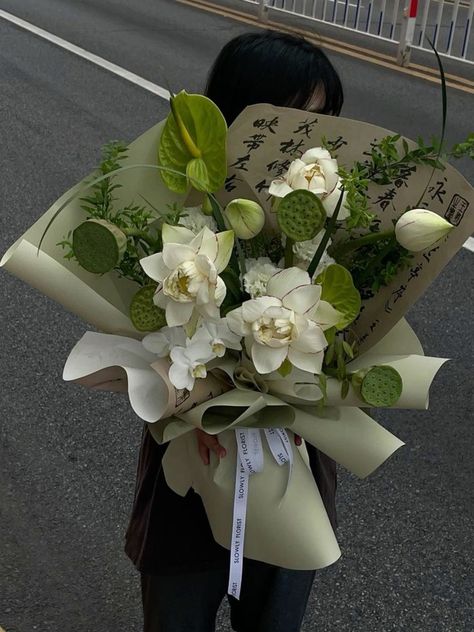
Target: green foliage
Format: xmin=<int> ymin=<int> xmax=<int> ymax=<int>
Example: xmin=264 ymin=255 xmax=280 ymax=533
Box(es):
xmin=449 ymin=133 xmax=474 ymax=160
xmin=322 ymin=334 xmax=357 ymax=399
xmin=316 ymin=264 xmax=361 ymax=329
xmin=159 ymin=91 xmax=227 ymax=193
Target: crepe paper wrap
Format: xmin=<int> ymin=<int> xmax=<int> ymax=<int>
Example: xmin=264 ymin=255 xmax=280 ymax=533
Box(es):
xmin=62 ymin=319 xmax=447 ymax=571
xmin=0 ymin=121 xmax=185 ymax=338
xmin=222 ymin=105 xmax=474 ymax=351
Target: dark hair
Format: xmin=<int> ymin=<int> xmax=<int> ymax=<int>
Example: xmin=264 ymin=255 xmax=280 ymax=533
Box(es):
xmin=205 ymin=31 xmax=343 ymax=125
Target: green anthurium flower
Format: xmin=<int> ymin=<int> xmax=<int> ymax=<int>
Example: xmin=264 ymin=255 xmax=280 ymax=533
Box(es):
xmin=159 ymin=91 xmax=227 ymax=194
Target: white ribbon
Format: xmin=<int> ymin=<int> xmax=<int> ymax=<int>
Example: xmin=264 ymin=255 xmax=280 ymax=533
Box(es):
xmin=228 ymin=427 xmax=293 ymax=599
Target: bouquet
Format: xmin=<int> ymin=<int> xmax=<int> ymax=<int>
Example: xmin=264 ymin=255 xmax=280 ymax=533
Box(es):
xmin=2 ymin=86 xmax=473 ymax=599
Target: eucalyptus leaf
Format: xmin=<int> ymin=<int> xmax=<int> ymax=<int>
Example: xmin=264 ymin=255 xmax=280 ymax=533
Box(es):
xmin=316 ymin=264 xmax=361 ymax=329
xmin=159 ymin=91 xmax=227 ymax=193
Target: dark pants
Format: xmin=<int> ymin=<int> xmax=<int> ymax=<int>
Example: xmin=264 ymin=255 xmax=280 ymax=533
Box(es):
xmin=141 ymin=559 xmax=315 ymax=632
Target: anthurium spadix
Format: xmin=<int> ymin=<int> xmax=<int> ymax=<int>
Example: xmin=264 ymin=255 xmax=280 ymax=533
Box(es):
xmin=395 ymin=209 xmax=454 ymax=252
xmin=226 ymin=267 xmax=340 ymax=374
xmin=139 ymin=224 xmax=234 ymax=327
xmin=158 ymin=91 xmax=227 ymax=194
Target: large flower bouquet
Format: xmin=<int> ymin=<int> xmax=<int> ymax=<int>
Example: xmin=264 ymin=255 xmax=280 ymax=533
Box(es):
xmin=2 ymin=87 xmax=473 ymax=598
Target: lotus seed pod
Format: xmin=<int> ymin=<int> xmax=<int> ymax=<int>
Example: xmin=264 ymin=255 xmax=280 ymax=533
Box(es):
xmin=360 ymin=365 xmax=403 ymax=407
xmin=130 ymin=285 xmax=167 ymax=332
xmin=277 ymin=190 xmax=326 ymax=242
xmin=73 ymin=219 xmax=127 ymax=274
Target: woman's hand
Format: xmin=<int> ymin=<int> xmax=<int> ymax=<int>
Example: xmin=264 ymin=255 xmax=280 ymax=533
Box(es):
xmin=196 ymin=429 xmax=302 ymax=465
xmin=195 ymin=429 xmax=227 ymax=465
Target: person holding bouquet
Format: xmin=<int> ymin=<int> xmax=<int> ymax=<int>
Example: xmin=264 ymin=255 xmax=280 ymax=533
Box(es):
xmin=125 ymin=31 xmax=343 ymax=632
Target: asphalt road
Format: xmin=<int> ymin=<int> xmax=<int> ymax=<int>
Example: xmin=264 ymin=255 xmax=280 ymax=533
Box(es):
xmin=0 ymin=1 xmax=473 ymax=631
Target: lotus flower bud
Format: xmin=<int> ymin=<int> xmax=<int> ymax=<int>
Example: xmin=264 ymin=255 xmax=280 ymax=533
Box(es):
xmin=224 ymin=199 xmax=265 ymax=240
xmin=395 ymin=209 xmax=454 ymax=252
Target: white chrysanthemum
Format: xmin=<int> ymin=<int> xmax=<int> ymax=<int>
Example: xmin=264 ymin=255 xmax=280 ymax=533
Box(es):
xmin=242 ymin=257 xmax=281 ymax=298
xmin=280 ymin=233 xmax=335 ymax=279
xmin=179 ymin=206 xmax=217 ymax=235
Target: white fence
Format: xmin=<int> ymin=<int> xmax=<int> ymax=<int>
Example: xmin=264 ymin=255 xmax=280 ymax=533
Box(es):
xmin=241 ymin=0 xmax=474 ymax=63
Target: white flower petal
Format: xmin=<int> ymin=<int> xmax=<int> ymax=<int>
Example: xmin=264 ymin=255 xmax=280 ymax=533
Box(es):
xmin=251 ymin=343 xmax=288 ymax=374
xmin=162 ymin=243 xmax=196 ymax=270
xmin=301 ymin=148 xmax=331 ymax=163
xmin=266 ymin=267 xmax=311 ymax=300
xmin=282 ymin=284 xmax=322 ymax=315
xmin=242 ymin=296 xmax=281 ymax=322
xmin=140 ymin=253 xmax=169 ymax=283
xmin=226 ymin=308 xmax=251 ymax=336
xmin=313 ymin=300 xmax=342 ymax=330
xmin=215 ymin=276 xmax=227 ymax=307
xmin=213 ymin=230 xmax=235 ymax=273
xmin=288 ymin=347 xmax=324 ymax=374
xmin=323 ymin=184 xmax=350 ymax=220
xmin=169 ymin=361 xmax=194 ymax=390
xmin=291 ymin=323 xmax=327 ymax=353
xmin=319 ymin=158 xmax=339 ymax=193
xmin=162 ymin=224 xmax=196 ymax=245
xmin=268 ymin=179 xmax=294 ymax=198
xmin=165 ymin=300 xmax=194 ymax=327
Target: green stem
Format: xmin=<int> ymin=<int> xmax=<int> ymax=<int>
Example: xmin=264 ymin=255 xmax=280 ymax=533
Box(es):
xmin=284 ymin=237 xmax=294 ymax=268
xmin=207 ymin=193 xmax=227 ymax=233
xmin=330 ymin=229 xmax=395 ymax=258
xmin=307 ymin=188 xmax=345 ymax=279
xmin=122 ymin=227 xmax=156 ymax=248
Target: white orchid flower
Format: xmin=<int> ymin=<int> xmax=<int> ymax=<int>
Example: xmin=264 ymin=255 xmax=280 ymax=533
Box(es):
xmin=226 ymin=267 xmax=340 ymax=375
xmin=140 ymin=224 xmax=234 ymax=327
xmin=193 ymin=319 xmax=242 ymax=357
xmin=142 ymin=326 xmax=187 ymax=357
xmin=268 ymin=147 xmax=350 ymax=219
xmin=395 ymin=209 xmax=454 ymax=252
xmin=168 ymin=337 xmax=216 ymax=391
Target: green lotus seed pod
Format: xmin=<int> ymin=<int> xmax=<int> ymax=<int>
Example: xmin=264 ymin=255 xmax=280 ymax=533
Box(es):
xmin=130 ymin=285 xmax=167 ymax=332
xmin=360 ymin=365 xmax=403 ymax=407
xmin=277 ymin=190 xmax=326 ymax=242
xmin=73 ymin=219 xmax=127 ymax=274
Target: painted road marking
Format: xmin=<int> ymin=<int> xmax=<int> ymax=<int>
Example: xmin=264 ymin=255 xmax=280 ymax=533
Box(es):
xmin=0 ymin=9 xmax=170 ymax=100
xmin=0 ymin=9 xmax=472 ymax=252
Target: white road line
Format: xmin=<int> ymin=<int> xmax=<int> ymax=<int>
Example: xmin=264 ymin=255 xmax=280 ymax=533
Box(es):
xmin=0 ymin=9 xmax=472 ymax=254
xmin=463 ymin=236 xmax=474 ymax=252
xmin=0 ymin=9 xmax=170 ymax=100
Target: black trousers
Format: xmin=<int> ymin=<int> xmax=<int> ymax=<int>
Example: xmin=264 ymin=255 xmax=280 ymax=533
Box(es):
xmin=141 ymin=559 xmax=315 ymax=632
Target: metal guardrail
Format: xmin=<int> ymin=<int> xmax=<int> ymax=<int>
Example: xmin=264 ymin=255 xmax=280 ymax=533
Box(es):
xmin=241 ymin=0 xmax=474 ymax=64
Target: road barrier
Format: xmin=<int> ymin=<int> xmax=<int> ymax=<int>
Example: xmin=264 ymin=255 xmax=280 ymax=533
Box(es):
xmin=241 ymin=0 xmax=474 ymax=64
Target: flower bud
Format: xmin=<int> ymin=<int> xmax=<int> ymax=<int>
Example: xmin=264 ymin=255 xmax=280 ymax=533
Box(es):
xmin=224 ymin=199 xmax=265 ymax=240
xmin=395 ymin=209 xmax=454 ymax=252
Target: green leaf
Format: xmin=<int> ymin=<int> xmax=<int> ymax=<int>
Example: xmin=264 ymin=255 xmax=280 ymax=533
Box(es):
xmin=316 ymin=264 xmax=361 ymax=329
xmin=278 ymin=358 xmax=293 ymax=377
xmin=159 ymin=91 xmax=227 ymax=193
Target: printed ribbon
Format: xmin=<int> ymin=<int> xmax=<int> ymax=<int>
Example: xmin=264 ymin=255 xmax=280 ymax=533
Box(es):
xmin=228 ymin=427 xmax=293 ymax=599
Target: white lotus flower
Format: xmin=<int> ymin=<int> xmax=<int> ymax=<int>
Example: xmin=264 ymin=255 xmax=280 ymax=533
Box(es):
xmin=395 ymin=209 xmax=454 ymax=252
xmin=192 ymin=319 xmax=242 ymax=357
xmin=226 ymin=267 xmax=340 ymax=374
xmin=242 ymin=257 xmax=281 ymax=298
xmin=168 ymin=338 xmax=216 ymax=391
xmin=142 ymin=326 xmax=187 ymax=357
xmin=179 ymin=206 xmax=217 ymax=234
xmin=268 ymin=147 xmax=350 ymax=219
xmin=140 ymin=225 xmax=234 ymax=327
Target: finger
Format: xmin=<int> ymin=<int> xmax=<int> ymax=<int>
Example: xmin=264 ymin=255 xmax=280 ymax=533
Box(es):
xmin=294 ymin=433 xmax=302 ymax=446
xmin=208 ymin=436 xmax=226 ymax=459
xmin=198 ymin=441 xmax=210 ymax=465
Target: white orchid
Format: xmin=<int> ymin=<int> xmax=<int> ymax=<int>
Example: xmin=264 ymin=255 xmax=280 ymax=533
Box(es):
xmin=192 ymin=319 xmax=242 ymax=357
xmin=226 ymin=267 xmax=340 ymax=374
xmin=242 ymin=257 xmax=281 ymax=298
xmin=142 ymin=326 xmax=187 ymax=357
xmin=140 ymin=224 xmax=234 ymax=327
xmin=168 ymin=337 xmax=216 ymax=391
xmin=395 ymin=209 xmax=454 ymax=252
xmin=268 ymin=147 xmax=350 ymax=219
